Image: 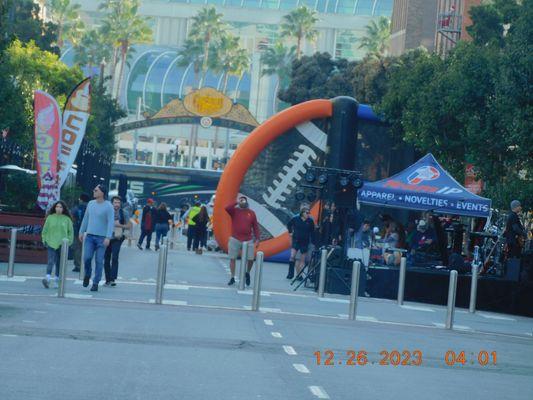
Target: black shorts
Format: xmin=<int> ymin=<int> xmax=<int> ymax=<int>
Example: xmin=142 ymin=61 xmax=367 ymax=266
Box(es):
xmin=292 ymin=240 xmax=310 ymax=254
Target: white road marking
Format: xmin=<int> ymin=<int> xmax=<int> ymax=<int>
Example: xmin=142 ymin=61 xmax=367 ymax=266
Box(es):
xmin=1 ymin=334 xmax=18 ymax=337
xmin=130 ymin=278 xmax=138 ymax=281
xmin=338 ymin=314 xmax=378 ymax=322
xmin=0 ymin=276 xmax=26 ymax=282
xmin=293 ymin=363 xmax=310 ymax=374
xmin=433 ymin=322 xmax=472 ymax=331
xmin=401 ymin=305 xmax=435 ymax=312
xmin=309 ymin=386 xmax=330 ymax=399
xmin=478 ymin=313 xmax=516 ymax=321
xmin=33 ymin=311 xmax=47 ymax=314
xmin=260 ymin=307 xmax=282 ymax=313
xmin=148 ymin=299 xmax=187 ymax=306
xmin=271 ymin=332 xmax=283 ymax=338
xmin=165 ymin=284 xmax=190 ymax=290
xmin=319 ymin=298 xmax=349 ymax=304
xmin=65 ymin=293 xmax=93 ymax=299
xmin=283 ymin=345 xmax=297 ymax=355
xmin=264 ymin=319 xmax=274 ymax=326
xmin=22 ymin=320 xmax=36 ymax=323
xmin=237 ymin=290 xmax=270 ymax=296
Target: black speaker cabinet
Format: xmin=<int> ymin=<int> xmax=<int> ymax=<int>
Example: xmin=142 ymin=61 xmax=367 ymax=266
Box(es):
xmin=326 ymin=266 xmax=366 ymax=296
xmin=505 ymin=258 xmax=521 ymax=281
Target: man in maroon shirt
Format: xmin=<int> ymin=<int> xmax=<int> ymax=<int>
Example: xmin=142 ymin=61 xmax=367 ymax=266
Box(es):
xmin=225 ymin=196 xmax=260 ymax=286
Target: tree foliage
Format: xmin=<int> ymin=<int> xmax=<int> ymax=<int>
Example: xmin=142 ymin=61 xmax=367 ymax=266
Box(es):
xmin=278 ymin=52 xmax=355 ymax=104
xmin=47 ymin=0 xmax=85 ymax=48
xmin=0 ymin=0 xmax=59 ymax=54
xmin=260 ymin=41 xmax=296 ymax=90
xmin=378 ymin=0 xmax=532 ymax=209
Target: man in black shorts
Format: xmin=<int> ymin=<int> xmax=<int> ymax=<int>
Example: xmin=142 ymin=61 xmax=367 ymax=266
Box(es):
xmin=287 ymin=207 xmax=315 ymax=279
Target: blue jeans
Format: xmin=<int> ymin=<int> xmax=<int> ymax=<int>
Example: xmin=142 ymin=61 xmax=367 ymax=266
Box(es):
xmin=155 ymin=223 xmax=169 ymax=247
xmin=46 ymin=246 xmax=61 ymax=277
xmin=84 ymin=234 xmax=106 ymax=285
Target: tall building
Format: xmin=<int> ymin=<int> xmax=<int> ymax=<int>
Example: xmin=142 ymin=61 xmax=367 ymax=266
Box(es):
xmin=63 ymin=1 xmax=393 ymax=171
xmin=389 ymin=0 xmax=481 ymax=57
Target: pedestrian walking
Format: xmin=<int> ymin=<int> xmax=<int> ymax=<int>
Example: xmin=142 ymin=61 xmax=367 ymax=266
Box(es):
xmin=71 ymin=193 xmax=90 ymax=272
xmin=79 ymin=184 xmax=114 ymax=292
xmin=225 ymin=196 xmax=260 ymax=286
xmin=184 ymin=201 xmax=201 ymax=251
xmin=154 ymin=202 xmax=172 ymax=250
xmin=137 ymin=198 xmax=156 ymax=250
xmin=41 ymin=200 xmax=74 ymax=288
xmin=104 ymin=196 xmax=130 ymax=286
xmin=192 ymin=205 xmax=209 ymax=253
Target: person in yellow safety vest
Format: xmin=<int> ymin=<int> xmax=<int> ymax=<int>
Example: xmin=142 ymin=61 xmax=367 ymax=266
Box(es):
xmin=184 ymin=201 xmax=201 ymax=251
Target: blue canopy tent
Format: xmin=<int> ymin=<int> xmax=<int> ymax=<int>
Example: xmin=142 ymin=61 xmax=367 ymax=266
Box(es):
xmin=357 ymin=154 xmax=491 ymax=218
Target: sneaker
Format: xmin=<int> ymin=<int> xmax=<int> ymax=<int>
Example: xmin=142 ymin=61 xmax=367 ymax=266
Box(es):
xmin=145 ymin=247 xmax=151 ymax=251
xmin=90 ymin=284 xmax=98 ymax=292
xmin=136 ymin=243 xmax=143 ymax=250
xmin=42 ymin=278 xmax=49 ymax=289
xmin=155 ymin=245 xmax=159 ymax=251
xmin=245 ymin=272 xmax=251 ymax=287
xmin=72 ymin=267 xmax=80 ymax=272
xmin=83 ymin=277 xmax=90 ymax=287
xmin=104 ymin=281 xmax=111 ymax=286
xmin=110 ymin=281 xmax=117 ymax=287
xmin=286 ymin=273 xmax=294 ymax=280
xmin=227 ymin=277 xmax=235 ymax=286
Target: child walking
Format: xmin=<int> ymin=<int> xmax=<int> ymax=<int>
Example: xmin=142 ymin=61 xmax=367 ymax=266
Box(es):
xmin=41 ymin=200 xmax=74 ymax=288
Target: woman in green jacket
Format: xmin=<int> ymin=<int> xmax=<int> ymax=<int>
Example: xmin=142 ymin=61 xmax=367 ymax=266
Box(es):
xmin=41 ymin=200 xmax=74 ymax=288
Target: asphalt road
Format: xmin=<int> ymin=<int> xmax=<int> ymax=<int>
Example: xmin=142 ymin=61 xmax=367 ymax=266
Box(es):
xmin=1 ymin=245 xmax=532 ymax=400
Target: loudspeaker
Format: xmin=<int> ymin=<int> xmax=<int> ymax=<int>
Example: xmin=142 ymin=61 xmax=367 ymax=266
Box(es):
xmin=325 ymin=266 xmax=366 ymax=296
xmin=505 ymin=258 xmax=521 ymax=281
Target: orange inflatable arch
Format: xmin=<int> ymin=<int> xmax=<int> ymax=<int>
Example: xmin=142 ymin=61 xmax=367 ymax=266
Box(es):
xmin=213 ymin=99 xmax=333 ymax=257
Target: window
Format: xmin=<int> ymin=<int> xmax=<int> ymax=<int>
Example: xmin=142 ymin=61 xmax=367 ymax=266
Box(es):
xmin=374 ymin=0 xmax=393 ymax=16
xmin=335 ymin=30 xmax=361 ymax=59
xmin=355 ymin=0 xmax=374 ymax=15
xmin=279 ymin=0 xmax=298 ymax=10
xmin=336 ymin=0 xmax=355 ymax=14
xmin=244 ymin=0 xmax=261 ymax=7
xmin=262 ymin=0 xmax=280 ymax=9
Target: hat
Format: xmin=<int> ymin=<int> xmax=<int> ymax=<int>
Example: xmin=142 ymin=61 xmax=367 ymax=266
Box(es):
xmin=417 ymin=220 xmax=428 ymax=232
xmin=147 ymin=198 xmax=154 ymax=204
xmin=510 ymin=200 xmax=521 ymax=210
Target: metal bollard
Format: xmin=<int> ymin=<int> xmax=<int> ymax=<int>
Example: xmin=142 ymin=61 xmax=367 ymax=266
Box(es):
xmin=7 ymin=228 xmax=17 ymax=277
xmin=469 ymin=262 xmax=479 ymax=313
xmin=57 ymin=239 xmax=69 ymax=298
xmin=162 ymin=240 xmax=169 ymax=285
xmin=79 ymin=233 xmax=86 ymax=281
xmin=348 ymin=261 xmax=361 ymax=320
xmin=170 ymin=226 xmax=175 ymax=250
xmin=318 ymin=249 xmax=328 ymax=297
xmin=397 ymin=257 xmax=407 ymax=305
xmin=252 ymin=251 xmax=264 ymax=311
xmin=445 ymin=270 xmax=458 ymax=329
xmin=238 ymin=241 xmax=249 ymax=290
xmin=155 ymin=244 xmax=167 ymax=304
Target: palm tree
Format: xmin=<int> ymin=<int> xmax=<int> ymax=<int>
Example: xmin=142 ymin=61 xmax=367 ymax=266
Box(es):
xmin=280 ymin=6 xmax=318 ymax=59
xmin=187 ymin=6 xmax=227 ymax=87
xmin=74 ymin=29 xmax=111 ymax=72
xmin=99 ymin=0 xmax=152 ymax=98
xmin=358 ymin=16 xmax=391 ymax=57
xmin=210 ymin=34 xmax=250 ymax=94
xmin=177 ymin=38 xmax=204 ymax=91
xmin=47 ymin=0 xmax=85 ymax=48
xmin=261 ymin=41 xmax=296 ymax=89
xmin=208 ymin=33 xmax=250 ymax=153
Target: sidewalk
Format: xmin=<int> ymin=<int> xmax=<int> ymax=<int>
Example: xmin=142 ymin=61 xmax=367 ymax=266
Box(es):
xmin=2 ymin=243 xmax=532 ymax=339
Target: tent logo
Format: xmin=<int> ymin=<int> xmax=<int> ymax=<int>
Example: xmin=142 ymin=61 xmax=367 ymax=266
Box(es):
xmin=407 ymin=166 xmax=440 ymax=185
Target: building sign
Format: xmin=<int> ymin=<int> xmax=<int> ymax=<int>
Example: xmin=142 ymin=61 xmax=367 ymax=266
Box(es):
xmin=183 ymin=87 xmax=233 ymax=117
